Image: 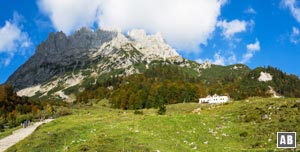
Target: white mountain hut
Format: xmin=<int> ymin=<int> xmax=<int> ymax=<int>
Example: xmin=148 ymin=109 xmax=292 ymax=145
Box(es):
xmin=199 ymin=94 xmax=229 ymax=104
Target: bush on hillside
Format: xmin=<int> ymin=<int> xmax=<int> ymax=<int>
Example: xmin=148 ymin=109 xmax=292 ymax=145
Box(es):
xmin=134 ymin=110 xmax=143 ymax=115
xmin=157 ymin=104 xmax=166 ymax=115
xmin=56 ymin=107 xmax=72 ymax=116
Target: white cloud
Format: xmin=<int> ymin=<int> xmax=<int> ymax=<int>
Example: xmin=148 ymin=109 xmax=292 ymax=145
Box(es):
xmin=0 ymin=13 xmax=31 ymax=54
xmin=195 ymin=58 xmax=205 ymax=64
xmin=291 ymin=26 xmax=300 ymax=44
xmin=217 ymin=19 xmax=248 ymax=39
xmin=293 ymin=26 xmax=300 ymax=34
xmin=196 ymin=51 xmax=237 ymax=66
xmin=227 ymin=52 xmax=237 ymax=64
xmin=37 ymin=0 xmax=226 ymax=52
xmin=282 ymin=0 xmax=300 ymax=22
xmin=241 ymin=39 xmax=260 ymax=63
xmin=3 ymin=55 xmax=13 ymax=66
xmin=212 ymin=52 xmax=225 ymax=65
xmin=246 ymin=39 xmax=260 ymax=51
xmin=37 ymin=0 xmax=102 ymax=34
xmin=197 ymin=40 xmax=260 ymax=65
xmin=244 ymin=7 xmax=257 ymax=14
xmin=0 ymin=12 xmax=31 ymax=66
xmin=0 ymin=22 xmax=22 ymax=52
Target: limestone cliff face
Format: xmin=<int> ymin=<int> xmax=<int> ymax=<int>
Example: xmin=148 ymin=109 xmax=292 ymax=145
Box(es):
xmin=6 ymin=28 xmax=118 ymax=90
xmin=6 ymin=27 xmax=205 ymax=101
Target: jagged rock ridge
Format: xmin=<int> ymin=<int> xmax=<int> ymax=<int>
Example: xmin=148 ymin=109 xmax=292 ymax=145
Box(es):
xmin=7 ymin=27 xmax=205 ymax=101
xmin=7 ymin=27 xmax=118 ymax=90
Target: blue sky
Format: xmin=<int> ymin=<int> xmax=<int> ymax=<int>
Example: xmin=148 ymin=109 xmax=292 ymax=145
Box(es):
xmin=0 ymin=0 xmax=300 ymax=84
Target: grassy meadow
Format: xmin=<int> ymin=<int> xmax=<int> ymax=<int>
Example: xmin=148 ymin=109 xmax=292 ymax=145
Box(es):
xmin=5 ymin=98 xmax=300 ymax=152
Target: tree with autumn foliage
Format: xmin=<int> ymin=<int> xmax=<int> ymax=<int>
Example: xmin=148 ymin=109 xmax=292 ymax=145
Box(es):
xmin=0 ymin=84 xmax=47 ymax=128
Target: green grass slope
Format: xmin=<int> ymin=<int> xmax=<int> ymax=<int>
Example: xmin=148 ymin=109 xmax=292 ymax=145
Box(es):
xmin=6 ymin=98 xmax=300 ymax=152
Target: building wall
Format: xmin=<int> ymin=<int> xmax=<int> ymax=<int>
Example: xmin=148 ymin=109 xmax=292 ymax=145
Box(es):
xmin=199 ymin=95 xmax=229 ymax=104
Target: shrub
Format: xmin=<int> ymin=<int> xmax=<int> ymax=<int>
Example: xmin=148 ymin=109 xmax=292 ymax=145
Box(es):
xmin=7 ymin=119 xmax=17 ymax=128
xmin=292 ymin=103 xmax=300 ymax=109
xmin=279 ymin=117 xmax=286 ymax=122
xmin=16 ymin=114 xmax=33 ymax=125
xmin=244 ymin=114 xmax=259 ymax=122
xmin=0 ymin=120 xmax=4 ymax=130
xmin=251 ymin=142 xmax=263 ymax=148
xmin=240 ymin=131 xmax=248 ymax=137
xmin=296 ymin=117 xmax=300 ymax=123
xmin=157 ymin=104 xmax=166 ymax=115
xmin=56 ymin=107 xmax=72 ymax=116
xmin=134 ymin=110 xmax=143 ymax=115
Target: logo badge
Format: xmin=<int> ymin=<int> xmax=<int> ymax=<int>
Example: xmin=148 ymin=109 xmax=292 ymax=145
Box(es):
xmin=277 ymin=132 xmax=296 ymax=148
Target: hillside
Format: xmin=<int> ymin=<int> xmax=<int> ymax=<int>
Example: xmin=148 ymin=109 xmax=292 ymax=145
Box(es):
xmin=4 ymin=27 xmax=300 ymax=107
xmin=74 ymin=63 xmax=300 ymax=110
xmin=5 ymin=98 xmax=300 ymax=151
xmin=75 ymin=63 xmax=203 ymax=109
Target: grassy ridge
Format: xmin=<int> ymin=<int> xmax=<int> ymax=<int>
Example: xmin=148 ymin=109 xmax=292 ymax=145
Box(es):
xmin=6 ymin=98 xmax=300 ymax=152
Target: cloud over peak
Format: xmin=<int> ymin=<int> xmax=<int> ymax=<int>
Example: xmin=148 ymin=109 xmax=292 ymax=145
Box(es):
xmin=37 ymin=0 xmax=226 ymax=52
xmin=37 ymin=0 xmax=102 ymax=35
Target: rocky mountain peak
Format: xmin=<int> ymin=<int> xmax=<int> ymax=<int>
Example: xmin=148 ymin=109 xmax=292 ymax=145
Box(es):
xmin=126 ymin=29 xmax=179 ymax=59
xmin=7 ymin=27 xmax=118 ymax=90
xmin=7 ymin=27 xmax=190 ymax=99
xmin=127 ymin=29 xmax=164 ymax=43
xmin=127 ymin=29 xmax=147 ymax=40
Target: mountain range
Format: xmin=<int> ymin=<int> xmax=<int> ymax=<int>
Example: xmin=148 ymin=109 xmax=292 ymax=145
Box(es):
xmin=4 ymin=27 xmax=300 ymax=105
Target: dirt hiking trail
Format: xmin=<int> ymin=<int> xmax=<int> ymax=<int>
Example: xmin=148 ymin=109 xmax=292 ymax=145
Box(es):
xmin=0 ymin=119 xmax=54 ymax=152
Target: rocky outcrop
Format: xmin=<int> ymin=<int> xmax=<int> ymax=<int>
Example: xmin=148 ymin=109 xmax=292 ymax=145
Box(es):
xmin=258 ymin=72 xmax=273 ymax=82
xmin=127 ymin=29 xmax=179 ymax=60
xmin=200 ymin=61 xmax=211 ymax=69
